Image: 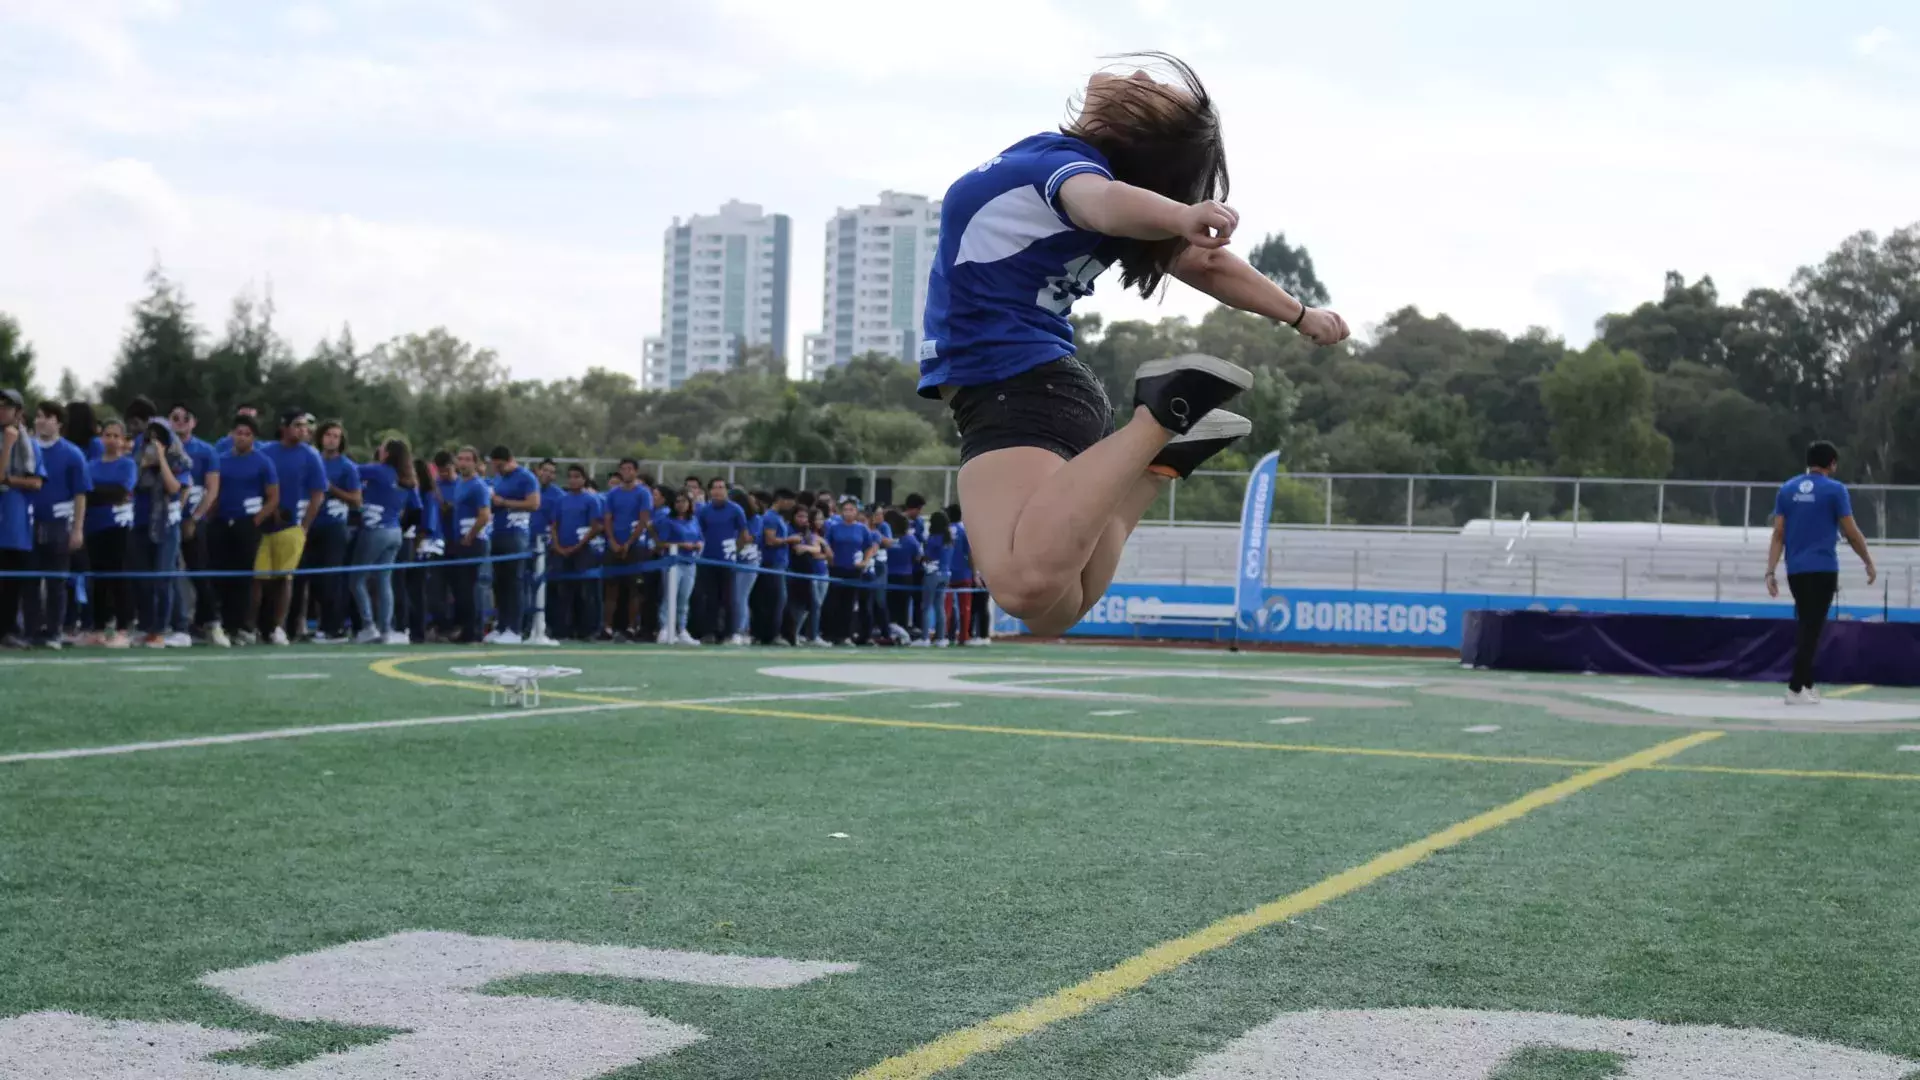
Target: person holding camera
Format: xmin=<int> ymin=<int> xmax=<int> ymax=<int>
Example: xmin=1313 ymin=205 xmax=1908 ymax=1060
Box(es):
xmin=128 ymin=418 xmax=190 ymax=647
xmin=0 ymin=389 xmax=47 ymax=644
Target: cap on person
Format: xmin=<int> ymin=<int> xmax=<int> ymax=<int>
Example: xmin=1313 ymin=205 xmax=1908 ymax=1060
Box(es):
xmin=0 ymin=388 xmax=24 ymax=410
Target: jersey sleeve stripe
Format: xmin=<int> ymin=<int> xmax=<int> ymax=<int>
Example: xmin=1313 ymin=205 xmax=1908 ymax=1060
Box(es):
xmin=1042 ymin=161 xmax=1115 ymax=222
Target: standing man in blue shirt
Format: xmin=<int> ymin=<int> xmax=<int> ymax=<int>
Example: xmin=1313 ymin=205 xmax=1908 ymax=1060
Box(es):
xmin=602 ymin=458 xmax=653 ymax=641
xmin=1767 ymin=441 xmax=1877 ymax=705
xmin=691 ymin=478 xmax=751 ymax=642
xmin=24 ymin=400 xmax=84 ymax=648
xmin=447 ymin=447 xmax=494 ymax=644
xmin=485 ymin=445 xmax=538 ymax=645
xmin=255 ymin=410 xmax=327 ymax=646
xmin=169 ymin=403 xmax=221 ymax=642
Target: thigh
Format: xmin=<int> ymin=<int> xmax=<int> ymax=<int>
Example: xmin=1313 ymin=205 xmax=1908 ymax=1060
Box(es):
xmin=955 ymin=446 xmax=1065 ymax=594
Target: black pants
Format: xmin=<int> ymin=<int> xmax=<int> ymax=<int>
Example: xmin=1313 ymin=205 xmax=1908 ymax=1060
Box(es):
xmin=826 ymin=567 xmax=865 ymax=644
xmin=182 ymin=520 xmax=216 ymax=631
xmin=25 ymin=525 xmax=73 ymax=641
xmin=750 ymin=570 xmax=787 ymax=644
xmin=692 ymin=563 xmax=730 ymax=641
xmin=449 ymin=542 xmax=485 ymax=642
xmin=0 ymin=547 xmax=27 ymax=637
xmin=85 ymin=528 xmax=133 ymax=632
xmin=209 ymin=518 xmax=260 ymax=633
xmin=1787 ymin=571 xmax=1839 ymax=692
xmin=886 ymin=577 xmax=914 ymax=633
xmin=606 ymin=546 xmax=646 ymax=632
xmin=404 ymin=551 xmax=441 ymax=642
xmin=639 ymin=570 xmax=663 ymax=639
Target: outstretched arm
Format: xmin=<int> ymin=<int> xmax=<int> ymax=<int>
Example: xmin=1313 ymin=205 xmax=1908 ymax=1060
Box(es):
xmin=1172 ymin=246 xmax=1350 ymax=346
xmin=1055 ymin=173 xmax=1236 ymax=248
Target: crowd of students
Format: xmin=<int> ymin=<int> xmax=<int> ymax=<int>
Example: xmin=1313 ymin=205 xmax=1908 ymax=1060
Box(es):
xmin=0 ymin=390 xmax=993 ymax=650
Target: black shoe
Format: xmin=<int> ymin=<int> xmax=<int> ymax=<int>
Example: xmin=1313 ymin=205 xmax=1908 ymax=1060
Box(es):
xmin=1132 ymin=354 xmax=1252 ymax=434
xmin=1149 ymin=410 xmax=1252 ymax=479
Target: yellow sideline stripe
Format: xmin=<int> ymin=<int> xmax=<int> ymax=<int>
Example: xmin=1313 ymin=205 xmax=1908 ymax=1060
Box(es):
xmin=845 ymin=730 xmax=1723 ymax=1080
xmin=367 ymin=655 xmax=1920 ymax=783
xmin=1826 ymin=684 xmax=1874 ymax=699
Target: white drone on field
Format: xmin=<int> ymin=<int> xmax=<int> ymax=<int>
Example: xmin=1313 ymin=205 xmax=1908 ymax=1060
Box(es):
xmin=451 ymin=665 xmax=582 ymax=708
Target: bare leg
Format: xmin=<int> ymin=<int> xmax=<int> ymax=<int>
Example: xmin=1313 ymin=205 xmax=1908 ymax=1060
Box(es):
xmin=272 ymin=578 xmax=293 ymax=634
xmin=1021 ymin=474 xmax=1168 ymax=637
xmin=249 ymin=579 xmax=263 ymax=634
xmin=959 ymin=406 xmax=1170 ymax=623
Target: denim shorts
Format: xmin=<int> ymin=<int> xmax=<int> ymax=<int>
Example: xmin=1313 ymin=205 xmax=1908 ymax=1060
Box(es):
xmin=948 ymin=357 xmax=1114 ymax=465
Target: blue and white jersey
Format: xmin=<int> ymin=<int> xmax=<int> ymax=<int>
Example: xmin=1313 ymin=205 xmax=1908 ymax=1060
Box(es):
xmin=918 ymin=133 xmax=1119 ymax=396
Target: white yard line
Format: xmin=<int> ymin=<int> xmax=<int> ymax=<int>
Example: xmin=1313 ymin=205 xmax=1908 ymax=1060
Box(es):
xmin=0 ymin=688 xmax=904 ymax=766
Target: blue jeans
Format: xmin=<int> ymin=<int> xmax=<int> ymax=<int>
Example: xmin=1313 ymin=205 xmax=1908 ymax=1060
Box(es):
xmin=131 ymin=523 xmax=181 ymax=636
xmin=658 ymin=560 xmax=695 ymax=635
xmin=922 ymin=569 xmax=950 ymax=640
xmin=490 ymin=530 xmax=529 ymax=635
xmin=350 ymin=526 xmax=403 ymax=634
xmin=729 ymin=564 xmax=756 ymax=638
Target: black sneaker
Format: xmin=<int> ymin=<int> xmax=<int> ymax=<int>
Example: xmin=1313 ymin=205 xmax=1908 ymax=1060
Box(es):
xmin=1149 ymin=410 xmax=1253 ymax=479
xmin=1132 ymin=354 xmax=1252 ymax=434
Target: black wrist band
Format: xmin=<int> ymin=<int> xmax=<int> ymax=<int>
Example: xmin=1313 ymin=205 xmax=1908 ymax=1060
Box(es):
xmin=1289 ymin=305 xmax=1308 ymax=328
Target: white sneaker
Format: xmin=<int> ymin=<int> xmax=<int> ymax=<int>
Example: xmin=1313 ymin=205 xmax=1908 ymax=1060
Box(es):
xmin=355 ymin=628 xmax=383 ymax=645
xmin=309 ymin=632 xmax=344 ymax=646
xmin=493 ymin=629 xmax=523 ymax=646
xmin=656 ymin=630 xmax=673 ymax=645
xmin=1785 ymin=688 xmax=1820 ymax=706
xmin=908 ymin=638 xmax=931 ymax=648
xmin=163 ymin=631 xmax=193 ymax=648
xmin=482 ymin=630 xmax=501 ymax=644
xmin=889 ymin=623 xmax=910 ymax=641
xmin=676 ymin=631 xmax=700 ymax=646
xmin=935 ymin=639 xmax=951 ymax=648
xmin=269 ymin=626 xmax=290 ymax=647
xmin=208 ymin=626 xmax=231 ymax=649
xmin=384 ymin=631 xmax=411 ymax=646
xmin=728 ymin=634 xmax=750 ymax=647
xmin=1806 ymin=687 xmax=1823 ymax=704
xmin=963 ymin=637 xmax=990 ymax=647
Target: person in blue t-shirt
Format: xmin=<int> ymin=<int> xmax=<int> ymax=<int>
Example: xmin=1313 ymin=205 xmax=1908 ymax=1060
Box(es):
xmin=209 ymin=414 xmax=279 ymax=646
xmin=546 ymin=463 xmax=605 ymax=641
xmin=0 ymin=389 xmax=48 ymax=646
xmin=349 ymin=438 xmax=418 ymax=645
xmin=947 ymin=503 xmax=980 ymax=646
xmin=255 ymin=410 xmax=327 ymax=646
xmin=24 ymin=401 xmax=90 ymax=646
xmin=920 ymin=56 xmax=1352 ymax=639
xmin=918 ymin=510 xmax=957 ymax=646
xmin=750 ymin=489 xmax=797 ymax=644
xmin=82 ymin=420 xmax=138 ymax=646
xmin=306 ymin=420 xmax=362 ymax=643
xmin=168 ymin=402 xmax=223 ymax=640
xmin=822 ymin=498 xmax=878 ymax=645
xmin=445 ymin=447 xmax=494 ymax=644
xmin=523 ymin=458 xmax=560 ymax=640
xmin=886 ymin=508 xmax=921 ymax=640
xmin=652 ymin=490 xmax=703 ymax=644
xmin=783 ymin=503 xmax=826 ymax=645
xmin=1767 ymin=440 xmax=1877 ymax=704
xmin=484 ymin=445 xmax=539 ymax=645
xmin=602 ymin=458 xmax=654 ymax=641
xmin=863 ymin=507 xmax=896 ymax=644
xmin=691 ymin=478 xmax=751 ymax=642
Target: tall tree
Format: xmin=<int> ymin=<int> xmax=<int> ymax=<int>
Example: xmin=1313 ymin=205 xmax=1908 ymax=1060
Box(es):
xmin=1247 ymin=232 xmax=1330 ymax=307
xmin=1539 ymin=343 xmax=1673 ymax=478
xmin=0 ymin=313 xmax=38 ymax=400
xmin=103 ymin=265 xmax=204 ymax=414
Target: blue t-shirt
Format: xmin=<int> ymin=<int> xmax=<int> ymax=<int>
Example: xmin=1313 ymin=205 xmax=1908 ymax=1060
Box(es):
xmin=355 ymin=463 xmax=412 ymax=530
xmin=491 ymin=466 xmax=539 ymax=537
xmin=0 ymin=442 xmax=47 ymax=551
xmin=320 ymin=453 xmax=362 ymax=527
xmin=84 ymin=456 xmax=138 ymax=534
xmin=212 ymin=434 xmax=232 ymax=456
xmin=180 ymin=435 xmax=219 ymax=519
xmin=695 ymin=498 xmax=749 ymax=560
xmin=924 ymin=532 xmax=955 ymax=576
xmin=414 ymin=487 xmax=443 ymax=553
xmin=31 ymin=438 xmax=92 ymax=533
xmin=951 ymin=522 xmax=973 ymax=581
xmin=867 ymin=520 xmax=894 ymax=577
xmin=655 ymin=516 xmax=700 ymax=556
xmin=214 ymin=448 xmax=276 ymax=523
xmin=1775 ymin=473 xmax=1853 ymax=575
xmin=258 ymin=440 xmax=326 ymax=533
xmin=891 ymin=527 xmax=921 ymax=578
xmin=918 ymin=133 xmax=1119 ymax=396
xmin=451 ymin=477 xmax=493 ymax=547
xmin=760 ymin=512 xmax=792 ymax=570
xmin=530 ymin=482 xmax=563 ymax=544
xmin=554 ymin=490 xmax=602 ymax=548
xmin=824 ymin=520 xmax=875 ymax=571
xmin=604 ymin=483 xmax=654 ymax=544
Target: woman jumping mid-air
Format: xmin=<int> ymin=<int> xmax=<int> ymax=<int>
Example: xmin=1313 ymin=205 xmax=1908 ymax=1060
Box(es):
xmin=919 ymin=53 xmax=1350 ymax=636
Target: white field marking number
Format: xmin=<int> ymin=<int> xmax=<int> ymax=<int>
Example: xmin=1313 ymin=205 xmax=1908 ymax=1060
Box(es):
xmin=1166 ymin=1008 xmax=1917 ymax=1079
xmin=0 ymin=931 xmax=856 ymax=1080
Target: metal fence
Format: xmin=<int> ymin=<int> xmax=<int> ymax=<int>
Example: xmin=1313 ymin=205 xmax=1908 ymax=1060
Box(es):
xmin=555 ymin=460 xmax=1920 ymax=542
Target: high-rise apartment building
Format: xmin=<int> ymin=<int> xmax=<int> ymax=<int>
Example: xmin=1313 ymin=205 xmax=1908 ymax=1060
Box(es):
xmin=805 ymin=191 xmax=941 ymax=379
xmin=642 ymin=200 xmax=790 ymax=390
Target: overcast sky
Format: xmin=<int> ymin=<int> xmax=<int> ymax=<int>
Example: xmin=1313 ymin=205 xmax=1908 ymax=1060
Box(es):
xmin=2 ymin=0 xmax=1916 ymax=389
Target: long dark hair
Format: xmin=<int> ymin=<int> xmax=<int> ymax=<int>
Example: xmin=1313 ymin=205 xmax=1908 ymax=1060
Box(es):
xmin=672 ymin=491 xmax=694 ymax=519
xmin=1064 ymin=52 xmax=1227 ymax=298
xmin=928 ymin=510 xmax=953 ymax=544
xmin=64 ymin=401 xmax=99 ymax=448
xmin=383 ymin=438 xmax=416 ymax=488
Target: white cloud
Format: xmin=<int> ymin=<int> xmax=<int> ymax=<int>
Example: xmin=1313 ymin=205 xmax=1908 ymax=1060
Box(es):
xmin=1855 ymin=26 xmax=1896 ymax=55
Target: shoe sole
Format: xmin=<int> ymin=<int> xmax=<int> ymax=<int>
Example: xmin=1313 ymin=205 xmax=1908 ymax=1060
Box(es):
xmin=1168 ymin=409 xmax=1253 ymax=443
xmin=1133 ymin=354 xmax=1253 ymax=390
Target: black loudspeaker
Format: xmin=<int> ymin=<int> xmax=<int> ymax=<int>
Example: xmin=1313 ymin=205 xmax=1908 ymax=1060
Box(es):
xmin=844 ymin=476 xmax=865 ymax=502
xmin=874 ymin=477 xmax=894 ymax=507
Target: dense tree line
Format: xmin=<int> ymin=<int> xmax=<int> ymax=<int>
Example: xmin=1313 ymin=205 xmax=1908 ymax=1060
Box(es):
xmin=1 ymin=224 xmax=1913 ymax=528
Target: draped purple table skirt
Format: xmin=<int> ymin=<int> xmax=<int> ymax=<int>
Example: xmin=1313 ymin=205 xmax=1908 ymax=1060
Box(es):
xmin=1460 ymin=609 xmax=1920 ymax=686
